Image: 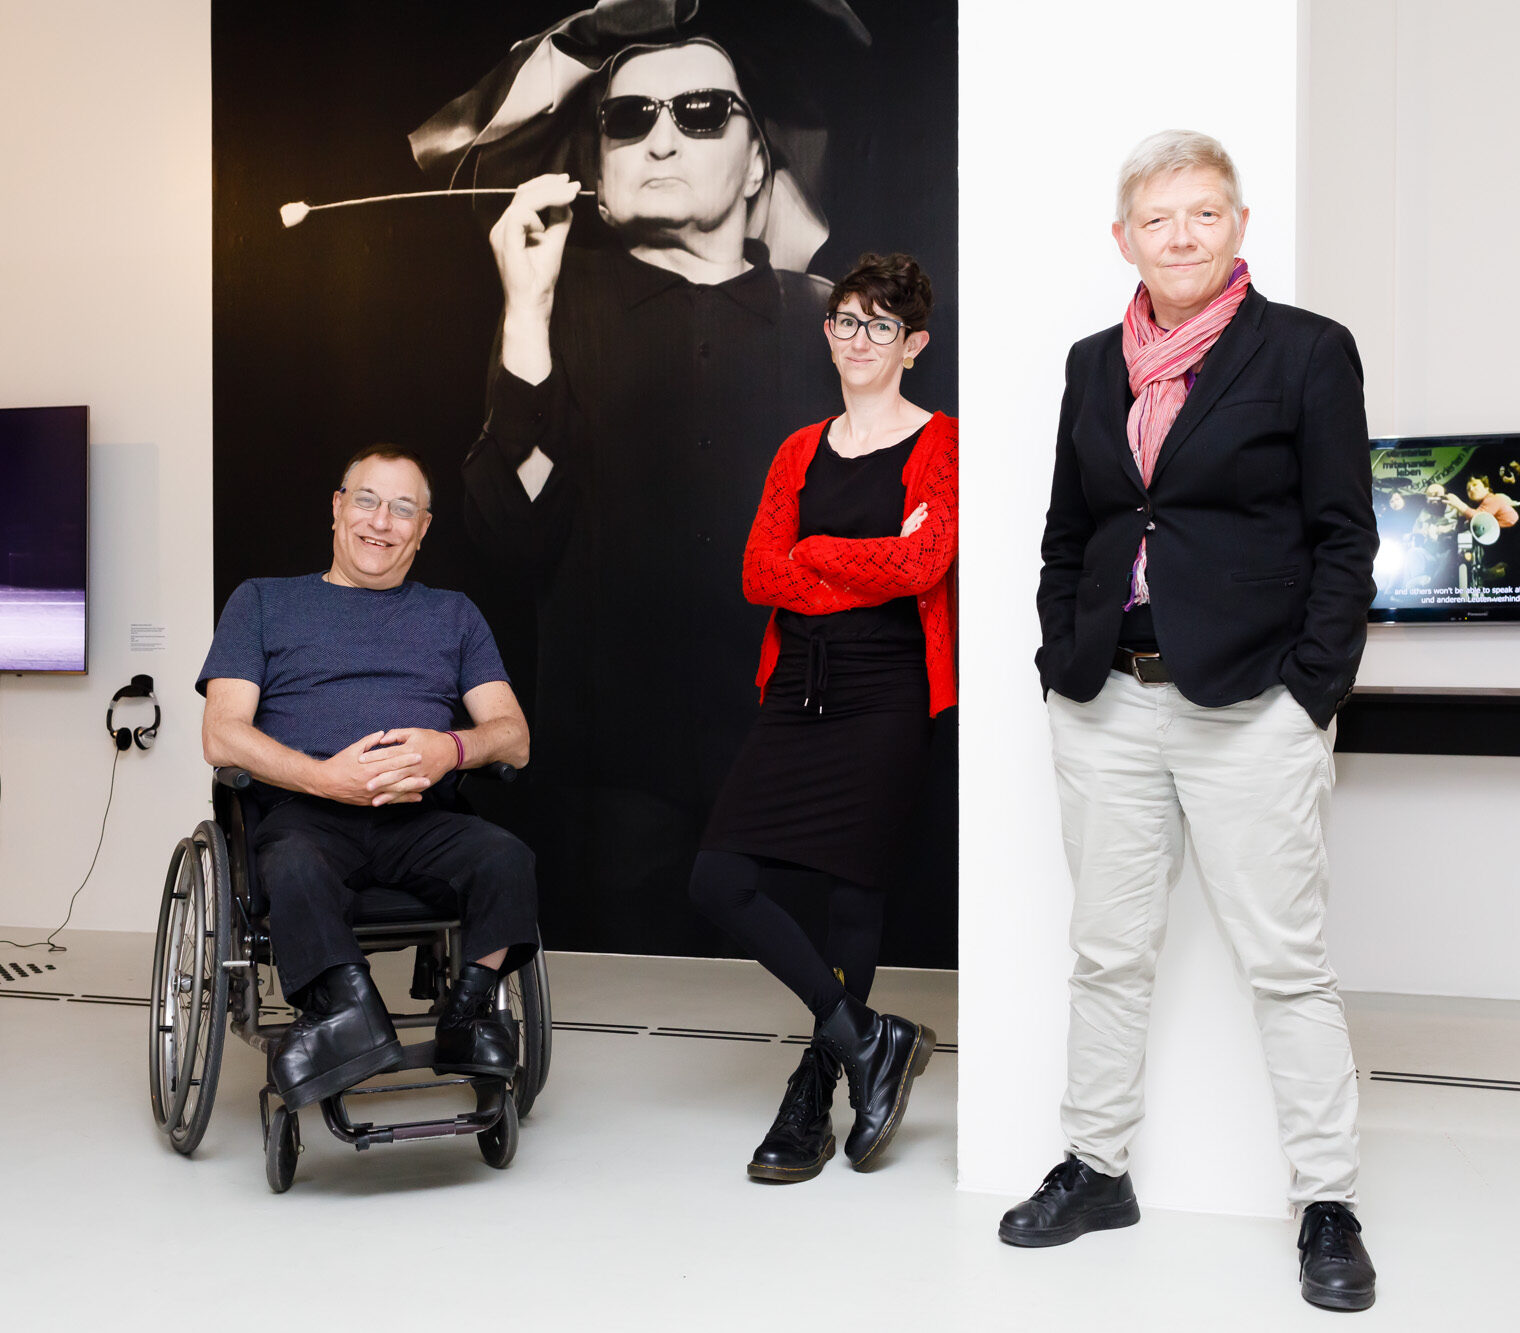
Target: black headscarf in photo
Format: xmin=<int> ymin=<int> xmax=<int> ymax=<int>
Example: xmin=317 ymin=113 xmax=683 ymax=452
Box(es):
xmin=408 ymin=0 xmax=871 ymax=272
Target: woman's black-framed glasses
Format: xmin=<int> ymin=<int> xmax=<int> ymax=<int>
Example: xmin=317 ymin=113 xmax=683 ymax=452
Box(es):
xmin=598 ymin=89 xmax=754 ymax=141
xmin=825 ymin=311 xmax=907 ymax=345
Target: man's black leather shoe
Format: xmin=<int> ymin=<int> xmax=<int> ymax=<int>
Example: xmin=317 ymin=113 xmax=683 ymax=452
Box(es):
xmin=433 ymin=962 xmax=516 ymax=1078
xmin=272 ymin=963 xmax=403 ymax=1110
xmin=814 ymin=992 xmax=934 ymax=1169
xmin=998 ymin=1154 xmax=1140 ymax=1247
xmin=1298 ymin=1201 xmax=1376 ymax=1311
xmin=748 ymin=1045 xmax=840 ymax=1182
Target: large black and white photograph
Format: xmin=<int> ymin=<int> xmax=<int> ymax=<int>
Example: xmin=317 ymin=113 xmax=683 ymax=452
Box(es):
xmin=212 ymin=0 xmax=960 ymax=962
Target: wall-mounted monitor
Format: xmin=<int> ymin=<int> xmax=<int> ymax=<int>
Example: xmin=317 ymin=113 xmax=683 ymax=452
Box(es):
xmin=0 ymin=406 xmax=89 ymax=671
xmin=1370 ymin=432 xmax=1520 ymax=624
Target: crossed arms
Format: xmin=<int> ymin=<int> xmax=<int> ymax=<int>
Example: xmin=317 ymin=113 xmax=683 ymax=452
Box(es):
xmin=201 ymin=679 xmax=530 ymax=807
xmin=741 ymin=428 xmax=958 ymax=613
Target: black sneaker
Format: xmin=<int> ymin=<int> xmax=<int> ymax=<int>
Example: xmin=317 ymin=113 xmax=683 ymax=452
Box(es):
xmin=1298 ymin=1201 xmax=1376 ymax=1311
xmin=998 ymin=1154 xmax=1140 ymax=1247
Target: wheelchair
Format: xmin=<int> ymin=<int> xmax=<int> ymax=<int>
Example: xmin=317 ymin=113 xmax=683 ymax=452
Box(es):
xmin=147 ymin=765 xmax=551 ymax=1192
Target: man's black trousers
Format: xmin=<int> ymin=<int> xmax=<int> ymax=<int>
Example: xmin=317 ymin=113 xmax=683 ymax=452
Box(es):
xmin=250 ymin=796 xmax=537 ymax=999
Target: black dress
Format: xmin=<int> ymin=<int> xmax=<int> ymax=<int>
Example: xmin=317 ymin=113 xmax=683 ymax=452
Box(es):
xmin=701 ymin=422 xmax=932 ymax=888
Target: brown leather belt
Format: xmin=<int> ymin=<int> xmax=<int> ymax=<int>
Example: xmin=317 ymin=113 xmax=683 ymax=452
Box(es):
xmin=1113 ymin=647 xmax=1171 ymax=684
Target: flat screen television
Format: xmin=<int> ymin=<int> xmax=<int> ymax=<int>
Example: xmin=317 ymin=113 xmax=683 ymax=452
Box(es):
xmin=0 ymin=405 xmax=89 ymax=671
xmin=1370 ymin=432 xmax=1520 ymax=623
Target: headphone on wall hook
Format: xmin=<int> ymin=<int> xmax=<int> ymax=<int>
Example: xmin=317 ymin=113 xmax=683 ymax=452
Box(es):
xmin=107 ymin=674 xmax=160 ymax=751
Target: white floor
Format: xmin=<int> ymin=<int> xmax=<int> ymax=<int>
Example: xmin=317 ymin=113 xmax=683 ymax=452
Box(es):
xmin=0 ymin=932 xmax=1515 ymax=1331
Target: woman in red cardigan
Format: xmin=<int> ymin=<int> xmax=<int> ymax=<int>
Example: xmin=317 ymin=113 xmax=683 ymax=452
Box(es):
xmin=690 ymin=252 xmax=957 ymax=1181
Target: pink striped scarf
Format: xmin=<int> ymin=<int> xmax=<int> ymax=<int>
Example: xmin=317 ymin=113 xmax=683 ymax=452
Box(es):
xmin=1121 ymin=257 xmax=1251 ymax=606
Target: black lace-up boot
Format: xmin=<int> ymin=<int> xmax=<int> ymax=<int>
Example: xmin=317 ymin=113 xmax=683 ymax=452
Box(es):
xmin=1298 ymin=1202 xmax=1376 ymax=1311
xmin=814 ymin=992 xmax=935 ymax=1169
xmin=433 ymin=962 xmax=516 ymax=1078
xmin=747 ymin=1045 xmax=841 ymax=1182
xmin=271 ymin=963 xmax=403 ymax=1110
xmin=998 ymin=1154 xmax=1140 ymax=1246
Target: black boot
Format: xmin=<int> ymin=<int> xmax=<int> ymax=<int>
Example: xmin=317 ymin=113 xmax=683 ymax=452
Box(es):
xmin=814 ymin=992 xmax=934 ymax=1169
xmin=1298 ymin=1202 xmax=1376 ymax=1311
xmin=272 ymin=963 xmax=402 ymax=1111
xmin=998 ymin=1154 xmax=1140 ymax=1247
xmin=747 ymin=1045 xmax=840 ymax=1183
xmin=433 ymin=962 xmax=516 ymax=1078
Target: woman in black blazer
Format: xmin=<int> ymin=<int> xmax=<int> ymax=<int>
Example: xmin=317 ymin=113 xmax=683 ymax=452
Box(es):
xmin=1000 ymin=130 xmax=1380 ymax=1315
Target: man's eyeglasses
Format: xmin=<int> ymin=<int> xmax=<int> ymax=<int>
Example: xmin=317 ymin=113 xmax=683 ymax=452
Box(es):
xmin=340 ymin=487 xmax=426 ymax=522
xmin=825 ymin=311 xmax=908 ymax=345
xmin=598 ymin=89 xmax=753 ymax=142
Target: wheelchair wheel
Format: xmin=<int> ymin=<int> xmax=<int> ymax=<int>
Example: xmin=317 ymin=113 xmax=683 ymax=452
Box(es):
xmin=147 ymin=822 xmax=231 ymax=1155
xmin=265 ymin=1104 xmax=300 ymax=1193
xmin=478 ymin=1097 xmax=519 ymax=1169
xmin=532 ymin=942 xmax=553 ymax=1090
xmin=497 ymin=947 xmax=547 ymax=1118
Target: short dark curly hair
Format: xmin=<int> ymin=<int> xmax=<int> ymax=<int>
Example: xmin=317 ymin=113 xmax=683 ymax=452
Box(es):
xmin=828 ymin=252 xmax=933 ymax=332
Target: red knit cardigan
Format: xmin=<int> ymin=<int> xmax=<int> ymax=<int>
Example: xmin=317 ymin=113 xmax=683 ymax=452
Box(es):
xmin=741 ymin=411 xmax=958 ymax=716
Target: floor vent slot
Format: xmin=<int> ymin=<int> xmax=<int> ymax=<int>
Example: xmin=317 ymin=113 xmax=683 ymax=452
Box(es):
xmin=1369 ymin=1069 xmax=1518 ymax=1092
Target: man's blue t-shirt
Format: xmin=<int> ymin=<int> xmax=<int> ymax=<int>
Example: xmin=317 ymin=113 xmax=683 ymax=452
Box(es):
xmin=196 ymin=574 xmax=508 ymax=767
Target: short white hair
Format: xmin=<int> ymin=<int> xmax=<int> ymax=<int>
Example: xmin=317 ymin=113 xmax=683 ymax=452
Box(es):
xmin=1116 ymin=129 xmax=1243 ymax=226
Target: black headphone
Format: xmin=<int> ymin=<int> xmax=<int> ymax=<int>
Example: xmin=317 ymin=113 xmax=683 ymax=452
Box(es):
xmin=107 ymin=674 xmax=160 ymax=752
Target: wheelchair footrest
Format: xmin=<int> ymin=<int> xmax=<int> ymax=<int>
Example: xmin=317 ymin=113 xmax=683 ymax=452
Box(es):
xmin=318 ymin=1075 xmax=509 ymax=1152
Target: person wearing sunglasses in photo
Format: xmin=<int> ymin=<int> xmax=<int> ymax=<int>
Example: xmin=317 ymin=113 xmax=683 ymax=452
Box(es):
xmin=409 ymin=2 xmax=870 ymax=958
xmin=690 ymin=253 xmax=956 ymax=1180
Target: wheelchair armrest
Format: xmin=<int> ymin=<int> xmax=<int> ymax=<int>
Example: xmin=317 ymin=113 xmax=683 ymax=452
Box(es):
xmin=476 ymin=762 xmax=518 ymax=784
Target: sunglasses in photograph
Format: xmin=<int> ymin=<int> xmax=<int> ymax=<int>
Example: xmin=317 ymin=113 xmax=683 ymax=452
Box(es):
xmin=598 ymin=89 xmax=754 ymax=141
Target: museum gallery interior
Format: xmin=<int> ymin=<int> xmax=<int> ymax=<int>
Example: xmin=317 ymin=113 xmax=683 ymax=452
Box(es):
xmin=1 ymin=3 xmax=1516 ymax=1329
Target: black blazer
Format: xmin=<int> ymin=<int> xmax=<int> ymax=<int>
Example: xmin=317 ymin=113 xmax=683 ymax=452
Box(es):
xmin=1035 ymin=287 xmax=1377 ymax=729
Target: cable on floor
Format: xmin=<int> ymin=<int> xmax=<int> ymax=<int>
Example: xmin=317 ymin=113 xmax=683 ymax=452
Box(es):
xmin=0 ymin=745 xmax=121 ymax=954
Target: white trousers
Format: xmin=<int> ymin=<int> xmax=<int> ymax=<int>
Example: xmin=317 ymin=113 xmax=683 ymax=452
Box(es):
xmin=1048 ymin=672 xmax=1359 ymax=1208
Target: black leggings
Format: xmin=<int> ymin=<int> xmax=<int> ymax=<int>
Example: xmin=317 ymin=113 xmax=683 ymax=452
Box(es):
xmin=688 ymin=850 xmax=885 ymax=1018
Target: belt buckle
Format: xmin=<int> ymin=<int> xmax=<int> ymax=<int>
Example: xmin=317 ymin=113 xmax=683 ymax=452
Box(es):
xmin=1129 ymin=651 xmax=1165 ymax=685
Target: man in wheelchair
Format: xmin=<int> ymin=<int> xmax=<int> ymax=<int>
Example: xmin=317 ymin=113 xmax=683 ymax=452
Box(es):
xmin=196 ymin=444 xmax=537 ymax=1111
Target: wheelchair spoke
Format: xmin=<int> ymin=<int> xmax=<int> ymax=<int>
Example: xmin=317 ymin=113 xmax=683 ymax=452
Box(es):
xmin=161 ymin=1022 xmax=177 ymax=1096
xmin=505 ymin=972 xmax=525 ymax=1067
xmin=495 ymin=954 xmax=544 ymax=1116
xmin=165 ymin=889 xmax=191 ymax=1100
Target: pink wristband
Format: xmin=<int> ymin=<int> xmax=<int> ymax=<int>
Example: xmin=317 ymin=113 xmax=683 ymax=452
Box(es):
xmin=446 ymin=730 xmax=465 ymax=771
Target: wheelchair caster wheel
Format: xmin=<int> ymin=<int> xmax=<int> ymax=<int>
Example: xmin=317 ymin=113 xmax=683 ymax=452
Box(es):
xmin=478 ymin=1099 xmax=519 ymax=1169
xmin=265 ymin=1104 xmax=300 ymax=1193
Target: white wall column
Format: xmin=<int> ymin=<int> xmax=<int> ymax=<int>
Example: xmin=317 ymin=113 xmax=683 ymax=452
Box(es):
xmin=0 ymin=0 xmax=213 ymax=931
xmin=958 ymin=0 xmax=1304 ymax=1214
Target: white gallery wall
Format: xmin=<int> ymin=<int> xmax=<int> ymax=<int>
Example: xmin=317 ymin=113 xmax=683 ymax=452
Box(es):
xmin=0 ymin=0 xmax=213 ymax=932
xmin=959 ymin=0 xmax=1520 ymax=1210
xmin=1298 ymin=0 xmax=1520 ymax=1000
xmin=958 ymin=0 xmax=1303 ymax=1215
